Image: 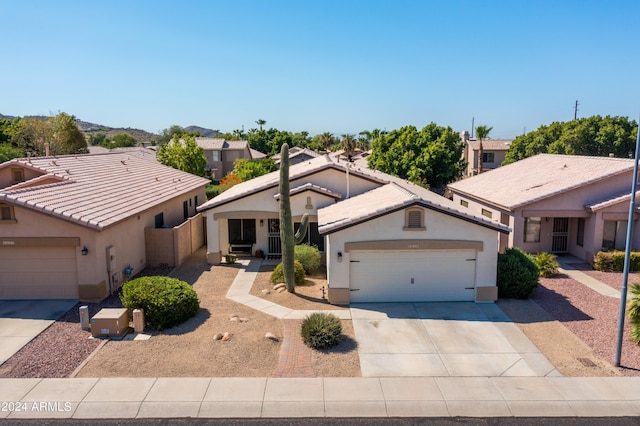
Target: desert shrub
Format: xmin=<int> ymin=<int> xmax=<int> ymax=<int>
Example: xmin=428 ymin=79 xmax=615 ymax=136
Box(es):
xmin=294 ymin=244 xmax=321 ymax=274
xmin=593 ymin=250 xmax=640 ymax=272
xmin=301 ymin=312 xmax=342 ymax=349
xmin=497 ymin=248 xmax=539 ymax=299
xmin=120 ymin=276 xmax=199 ymax=330
xmin=270 ymin=260 xmax=305 ymax=286
xmin=225 ymin=253 xmax=237 ymax=264
xmin=628 ymin=284 xmax=640 ymax=344
xmin=534 ymin=252 xmax=559 ymax=278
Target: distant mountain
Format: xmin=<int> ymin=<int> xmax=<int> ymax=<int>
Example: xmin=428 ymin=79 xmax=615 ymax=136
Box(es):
xmin=184 ymin=125 xmax=221 ymax=138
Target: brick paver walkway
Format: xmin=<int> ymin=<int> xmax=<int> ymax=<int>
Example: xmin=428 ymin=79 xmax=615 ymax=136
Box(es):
xmin=272 ymin=319 xmax=315 ymax=377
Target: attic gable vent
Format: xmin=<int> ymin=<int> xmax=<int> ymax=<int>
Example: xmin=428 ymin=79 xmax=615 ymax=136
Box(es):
xmin=404 ymin=208 xmax=425 ymax=231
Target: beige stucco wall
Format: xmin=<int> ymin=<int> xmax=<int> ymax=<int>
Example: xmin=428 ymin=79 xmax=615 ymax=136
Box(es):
xmin=324 ymin=207 xmax=500 ymax=302
xmin=1 ymin=186 xmax=205 ymax=299
xmin=0 ymin=165 xmax=45 ymax=189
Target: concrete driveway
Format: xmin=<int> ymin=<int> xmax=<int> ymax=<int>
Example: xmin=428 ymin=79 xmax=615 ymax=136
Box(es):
xmin=350 ymin=302 xmax=559 ymax=377
xmin=0 ymin=299 xmax=77 ymax=364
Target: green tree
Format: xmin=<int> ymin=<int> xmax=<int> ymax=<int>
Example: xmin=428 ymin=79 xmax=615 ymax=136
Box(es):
xmin=340 ymin=134 xmax=357 ymax=153
xmin=503 ymin=115 xmax=638 ymax=165
xmin=0 ymin=144 xmax=23 ymax=163
xmin=10 ymin=112 xmax=87 ymax=156
xmin=158 ymin=134 xmax=207 ymax=177
xmin=474 ymin=125 xmax=493 ymax=174
xmin=367 ymin=123 xmax=464 ymax=189
xmin=256 ymin=119 xmax=266 ymax=131
xmin=88 ymin=132 xmax=107 ymax=146
xmin=108 ymin=133 xmax=138 ymax=148
xmin=318 ymin=132 xmax=335 ymax=151
xmin=157 ymin=125 xmax=185 ymax=145
xmin=232 ymin=158 xmax=277 ymax=181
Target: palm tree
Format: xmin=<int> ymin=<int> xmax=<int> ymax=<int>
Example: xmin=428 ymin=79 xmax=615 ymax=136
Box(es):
xmin=358 ymin=130 xmax=372 ymax=150
xmin=341 ymin=134 xmax=357 ymax=153
xmin=319 ymin=132 xmax=335 ymax=151
xmin=474 ymin=125 xmax=493 ymax=174
xmin=256 ymin=119 xmax=267 ymax=131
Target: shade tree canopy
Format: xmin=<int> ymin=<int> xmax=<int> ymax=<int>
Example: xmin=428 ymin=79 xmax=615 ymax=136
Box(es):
xmin=503 ymin=115 xmax=638 ymax=165
xmin=157 ymin=134 xmax=207 ymax=177
xmin=367 ymin=123 xmax=464 ymax=189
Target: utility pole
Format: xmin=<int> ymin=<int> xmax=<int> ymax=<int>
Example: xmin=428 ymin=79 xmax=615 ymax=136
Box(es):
xmin=471 ymin=117 xmax=475 ymax=138
xmin=574 ymin=100 xmax=579 ymax=120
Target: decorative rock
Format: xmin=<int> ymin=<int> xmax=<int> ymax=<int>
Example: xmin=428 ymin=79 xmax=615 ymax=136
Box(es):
xmin=229 ymin=317 xmax=239 ymax=322
xmin=261 ymin=289 xmax=270 ymax=295
xmin=277 ymin=287 xmax=286 ymax=293
xmin=229 ymin=315 xmax=239 ymax=321
xmin=221 ymin=332 xmax=231 ymax=341
xmin=273 ymin=283 xmax=286 ymax=290
xmin=213 ymin=333 xmax=223 ymax=340
xmin=265 ymin=332 xmax=279 ymax=342
xmin=239 ymin=318 xmax=249 ymax=323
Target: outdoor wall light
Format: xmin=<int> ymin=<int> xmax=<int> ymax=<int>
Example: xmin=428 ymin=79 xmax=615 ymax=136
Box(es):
xmin=81 ymin=246 xmax=89 ymax=256
xmin=337 ymin=251 xmax=342 ymax=262
xmin=260 ymin=219 xmax=264 ymax=227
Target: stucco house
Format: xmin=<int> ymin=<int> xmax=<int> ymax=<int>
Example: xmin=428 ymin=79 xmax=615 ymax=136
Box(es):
xmin=448 ymin=153 xmax=640 ymax=262
xmin=195 ymin=138 xmax=266 ymax=181
xmin=272 ymin=146 xmax=319 ymax=165
xmin=198 ymin=155 xmax=508 ymax=305
xmin=0 ymin=152 xmax=209 ymax=301
xmin=461 ymin=131 xmax=512 ymax=176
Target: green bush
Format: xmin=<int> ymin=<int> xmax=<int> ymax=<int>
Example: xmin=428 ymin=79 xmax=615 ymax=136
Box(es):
xmin=294 ymin=244 xmax=321 ymax=274
xmin=301 ymin=312 xmax=342 ymax=349
xmin=497 ymin=248 xmax=539 ymax=299
xmin=534 ymin=252 xmax=559 ymax=278
xmin=628 ymin=284 xmax=640 ymax=344
xmin=205 ymin=184 xmax=220 ymax=200
xmin=593 ymin=250 xmax=640 ymax=272
xmin=120 ymin=276 xmax=200 ymax=330
xmin=270 ymin=260 xmax=305 ymax=286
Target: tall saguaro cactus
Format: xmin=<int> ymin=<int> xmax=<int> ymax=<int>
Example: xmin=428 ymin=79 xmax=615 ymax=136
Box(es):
xmin=279 ymin=143 xmax=309 ymax=293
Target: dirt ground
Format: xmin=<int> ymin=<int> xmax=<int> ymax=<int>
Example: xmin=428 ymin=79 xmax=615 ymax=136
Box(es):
xmin=77 ymin=255 xmax=360 ymax=378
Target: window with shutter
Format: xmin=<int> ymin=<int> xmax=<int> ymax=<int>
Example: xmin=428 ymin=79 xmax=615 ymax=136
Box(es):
xmin=11 ymin=168 xmax=25 ymax=184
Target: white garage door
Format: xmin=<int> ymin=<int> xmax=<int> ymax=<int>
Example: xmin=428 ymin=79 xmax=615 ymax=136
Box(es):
xmin=0 ymin=247 xmax=78 ymax=299
xmin=349 ymin=250 xmax=476 ymax=303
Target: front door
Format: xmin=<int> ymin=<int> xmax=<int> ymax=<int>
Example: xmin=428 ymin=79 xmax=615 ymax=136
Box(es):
xmin=268 ymin=219 xmax=281 ymax=256
xmin=552 ymin=217 xmax=569 ymax=253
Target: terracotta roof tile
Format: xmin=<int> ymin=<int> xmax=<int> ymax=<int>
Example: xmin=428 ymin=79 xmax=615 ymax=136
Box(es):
xmin=0 ymin=153 xmax=210 ymax=230
xmin=448 ymin=154 xmax=636 ymax=210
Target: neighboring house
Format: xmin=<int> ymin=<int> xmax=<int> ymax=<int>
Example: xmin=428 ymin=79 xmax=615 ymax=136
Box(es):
xmin=195 ymin=138 xmax=266 ymax=181
xmin=198 ymin=155 xmax=508 ymax=305
xmin=272 ymin=146 xmax=319 ymax=165
xmin=448 ymin=153 xmax=640 ymax=263
xmin=88 ymin=146 xmax=158 ymax=162
xmin=461 ymin=131 xmax=512 ymax=176
xmin=0 ymin=153 xmax=209 ymax=301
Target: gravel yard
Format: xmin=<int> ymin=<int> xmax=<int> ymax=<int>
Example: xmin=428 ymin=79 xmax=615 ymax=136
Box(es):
xmin=3 ymin=251 xmax=640 ymax=378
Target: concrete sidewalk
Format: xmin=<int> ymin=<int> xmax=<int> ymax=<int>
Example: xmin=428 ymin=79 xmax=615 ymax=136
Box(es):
xmin=1 ymin=376 xmax=639 ymax=419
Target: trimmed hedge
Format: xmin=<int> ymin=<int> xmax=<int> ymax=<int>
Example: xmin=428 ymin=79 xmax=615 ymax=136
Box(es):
xmin=270 ymin=260 xmax=306 ymax=286
xmin=628 ymin=284 xmax=640 ymax=344
xmin=301 ymin=312 xmax=342 ymax=349
xmin=497 ymin=248 xmax=539 ymax=299
xmin=593 ymin=250 xmax=640 ymax=272
xmin=294 ymin=244 xmax=321 ymax=274
xmin=120 ymin=276 xmax=200 ymax=330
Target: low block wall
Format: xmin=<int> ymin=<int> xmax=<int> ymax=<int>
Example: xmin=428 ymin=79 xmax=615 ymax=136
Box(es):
xmin=145 ymin=214 xmax=204 ymax=267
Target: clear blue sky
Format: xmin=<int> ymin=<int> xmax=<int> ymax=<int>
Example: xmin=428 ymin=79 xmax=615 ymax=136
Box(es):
xmin=2 ymin=1 xmax=639 ymax=139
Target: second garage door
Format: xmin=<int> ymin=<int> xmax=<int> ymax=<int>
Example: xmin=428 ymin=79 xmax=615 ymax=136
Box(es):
xmin=349 ymin=250 xmax=476 ymax=303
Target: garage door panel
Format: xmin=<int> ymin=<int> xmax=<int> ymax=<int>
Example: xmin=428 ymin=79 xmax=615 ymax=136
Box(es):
xmin=0 ymin=247 xmax=78 ymax=299
xmin=349 ymin=250 xmax=476 ymax=303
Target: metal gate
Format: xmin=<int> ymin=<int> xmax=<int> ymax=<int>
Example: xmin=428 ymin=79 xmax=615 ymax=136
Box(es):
xmin=552 ymin=217 xmax=569 ymax=253
xmin=267 ymin=219 xmax=281 ymax=258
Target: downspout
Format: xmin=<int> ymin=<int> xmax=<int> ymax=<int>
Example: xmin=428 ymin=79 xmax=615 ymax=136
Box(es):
xmin=346 ymin=164 xmax=350 ymax=199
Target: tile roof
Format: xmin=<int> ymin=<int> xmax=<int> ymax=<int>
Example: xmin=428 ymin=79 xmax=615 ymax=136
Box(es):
xmin=318 ymin=182 xmax=509 ymax=235
xmin=198 ymin=155 xmax=387 ymax=211
xmin=586 ymin=190 xmax=640 ymax=211
xmin=274 ymin=183 xmax=342 ymax=200
xmin=466 ymin=139 xmax=512 ymax=151
xmin=250 ymin=148 xmax=267 ymax=159
xmin=195 ymin=138 xmax=249 ymax=150
xmin=0 ymin=153 xmax=210 ymax=231
xmin=448 ymin=154 xmax=636 ymax=210
xmin=273 ymin=147 xmax=319 ymax=162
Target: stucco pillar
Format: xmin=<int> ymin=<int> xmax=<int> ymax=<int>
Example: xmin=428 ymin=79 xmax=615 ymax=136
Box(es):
xmin=206 ymin=214 xmax=222 ymax=264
